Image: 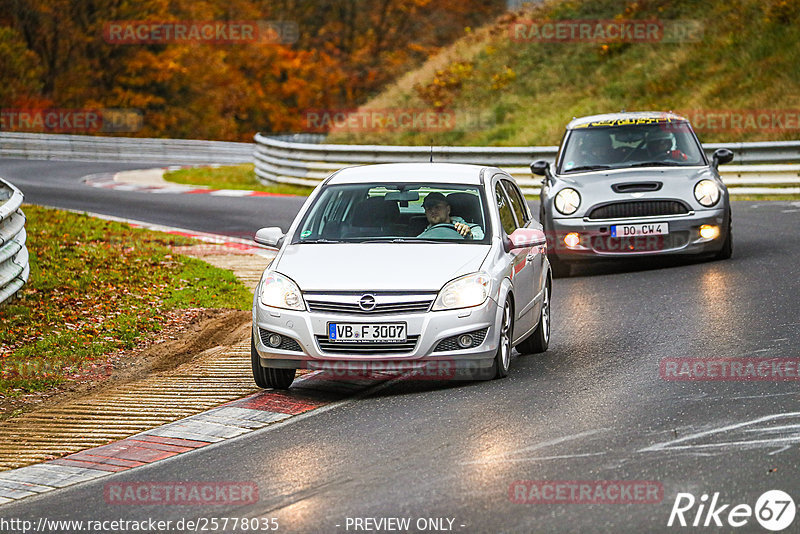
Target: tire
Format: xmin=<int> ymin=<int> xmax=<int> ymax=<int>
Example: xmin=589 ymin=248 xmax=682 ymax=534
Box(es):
xmin=516 ymin=281 xmax=551 ymax=354
xmin=714 ymin=210 xmax=733 ymax=260
xmin=251 ymin=331 xmax=296 ymax=389
xmin=475 ymin=298 xmax=514 ymax=380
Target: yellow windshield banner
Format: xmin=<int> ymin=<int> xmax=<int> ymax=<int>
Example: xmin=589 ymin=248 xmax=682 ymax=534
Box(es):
xmin=573 ymin=117 xmax=681 ymax=128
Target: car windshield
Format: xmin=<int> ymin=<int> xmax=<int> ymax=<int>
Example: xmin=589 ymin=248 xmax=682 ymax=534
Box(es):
xmin=559 ymin=121 xmax=706 ymax=173
xmin=293 ymin=183 xmax=491 ymax=244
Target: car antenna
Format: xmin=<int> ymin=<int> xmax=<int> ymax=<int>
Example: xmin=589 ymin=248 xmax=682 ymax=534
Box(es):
xmin=430 ymin=144 xmax=434 ymax=163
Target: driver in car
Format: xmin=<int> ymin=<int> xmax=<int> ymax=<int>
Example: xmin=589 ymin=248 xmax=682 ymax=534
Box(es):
xmin=646 ymin=131 xmax=689 ymax=161
xmin=418 ymin=192 xmax=474 ymax=239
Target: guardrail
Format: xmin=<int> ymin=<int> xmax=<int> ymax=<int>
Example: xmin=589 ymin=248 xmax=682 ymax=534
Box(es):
xmin=2 ymin=132 xmax=797 ymax=195
xmin=254 ymin=134 xmax=800 ymax=195
xmin=0 ymin=178 xmax=29 ymax=306
xmin=0 ymin=132 xmax=252 ymax=165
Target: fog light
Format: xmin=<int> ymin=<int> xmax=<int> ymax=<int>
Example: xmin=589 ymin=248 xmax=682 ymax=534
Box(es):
xmin=564 ymin=232 xmax=580 ymax=248
xmin=699 ymin=225 xmax=719 ymax=240
xmin=457 ymin=334 xmax=474 ymax=348
xmin=267 ymin=334 xmax=282 ymax=347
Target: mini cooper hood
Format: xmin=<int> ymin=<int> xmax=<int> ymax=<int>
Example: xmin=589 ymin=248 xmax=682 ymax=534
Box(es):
xmin=554 ymin=166 xmax=717 ymax=215
xmin=273 ymin=243 xmax=492 ymax=292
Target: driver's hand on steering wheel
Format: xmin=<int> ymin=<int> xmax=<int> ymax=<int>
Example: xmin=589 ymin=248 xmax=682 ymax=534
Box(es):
xmin=453 ymin=221 xmax=472 ymax=237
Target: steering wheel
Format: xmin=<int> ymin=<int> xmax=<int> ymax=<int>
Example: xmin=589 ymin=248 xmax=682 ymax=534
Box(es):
xmin=422 ymin=223 xmax=465 ymax=239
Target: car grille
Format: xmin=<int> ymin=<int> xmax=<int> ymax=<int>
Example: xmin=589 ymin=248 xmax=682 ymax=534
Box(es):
xmin=305 ymin=297 xmax=434 ymax=315
xmin=434 ymin=328 xmax=489 ymax=352
xmin=587 ymin=201 xmax=689 ymax=220
xmin=315 ymin=335 xmax=419 ymax=354
xmin=259 ymin=328 xmax=303 ymax=352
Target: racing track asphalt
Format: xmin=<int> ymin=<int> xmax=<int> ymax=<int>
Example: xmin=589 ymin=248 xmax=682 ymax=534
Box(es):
xmin=2 ymin=159 xmax=800 ymax=532
xmin=0 ymin=159 xmax=307 ymax=239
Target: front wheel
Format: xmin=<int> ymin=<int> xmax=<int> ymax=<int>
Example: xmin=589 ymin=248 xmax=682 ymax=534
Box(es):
xmin=516 ymin=282 xmax=551 ymax=354
xmin=475 ymin=298 xmax=514 ymax=380
xmin=251 ymin=331 xmax=296 ymax=389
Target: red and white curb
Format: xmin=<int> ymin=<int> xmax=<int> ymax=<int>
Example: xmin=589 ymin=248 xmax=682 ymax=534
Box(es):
xmin=83 ymin=167 xmax=296 ymax=198
xmin=0 ymin=371 xmax=402 ymax=506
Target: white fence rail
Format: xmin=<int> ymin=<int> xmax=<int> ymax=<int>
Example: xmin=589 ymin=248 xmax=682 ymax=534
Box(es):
xmin=0 ymin=132 xmax=252 ymax=165
xmin=0 ymin=178 xmax=29 ymax=306
xmin=254 ymin=134 xmax=800 ymax=195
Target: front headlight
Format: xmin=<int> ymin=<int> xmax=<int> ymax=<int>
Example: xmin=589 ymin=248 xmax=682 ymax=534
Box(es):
xmin=259 ymin=271 xmax=305 ymax=310
xmin=694 ymin=179 xmax=720 ymax=207
xmin=432 ymin=272 xmax=492 ymax=311
xmin=554 ymin=188 xmax=581 ymax=215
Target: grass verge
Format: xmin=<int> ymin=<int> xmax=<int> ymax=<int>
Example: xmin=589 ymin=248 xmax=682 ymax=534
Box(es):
xmin=331 ymin=0 xmax=800 ymax=147
xmin=164 ymin=164 xmax=314 ymax=196
xmin=0 ymin=205 xmax=253 ymax=395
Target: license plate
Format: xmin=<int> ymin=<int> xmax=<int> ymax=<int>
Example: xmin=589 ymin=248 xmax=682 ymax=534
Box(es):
xmin=327 ymin=323 xmax=407 ymax=343
xmin=611 ymin=222 xmax=669 ymax=237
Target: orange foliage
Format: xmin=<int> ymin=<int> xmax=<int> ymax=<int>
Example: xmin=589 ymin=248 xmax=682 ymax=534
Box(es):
xmin=0 ymin=0 xmax=505 ymax=140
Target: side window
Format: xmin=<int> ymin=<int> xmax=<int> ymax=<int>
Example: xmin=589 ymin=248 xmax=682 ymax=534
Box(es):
xmin=502 ymin=179 xmax=529 ymax=226
xmin=495 ymin=183 xmax=518 ymax=235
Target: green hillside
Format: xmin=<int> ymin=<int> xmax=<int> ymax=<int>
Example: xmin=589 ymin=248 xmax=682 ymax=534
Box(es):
xmin=328 ymin=0 xmax=800 ymax=146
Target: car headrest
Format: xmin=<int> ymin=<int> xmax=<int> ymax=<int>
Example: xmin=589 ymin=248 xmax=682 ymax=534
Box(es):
xmin=446 ymin=192 xmax=483 ymax=226
xmin=351 ymin=197 xmax=400 ymax=227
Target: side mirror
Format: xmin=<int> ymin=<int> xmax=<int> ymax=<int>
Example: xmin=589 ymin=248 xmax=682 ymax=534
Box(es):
xmin=712 ymin=148 xmax=734 ymax=167
xmin=254 ymin=227 xmax=285 ymax=248
xmin=506 ymin=228 xmax=547 ymax=252
xmin=530 ymin=160 xmax=550 ymax=177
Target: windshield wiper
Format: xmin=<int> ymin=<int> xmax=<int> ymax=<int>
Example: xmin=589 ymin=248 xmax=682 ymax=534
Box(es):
xmin=624 ymin=161 xmax=681 ymax=168
xmin=359 ymin=238 xmax=440 ymax=244
xmin=564 ymin=165 xmax=612 ymax=173
xmin=298 ymin=238 xmax=340 ymax=244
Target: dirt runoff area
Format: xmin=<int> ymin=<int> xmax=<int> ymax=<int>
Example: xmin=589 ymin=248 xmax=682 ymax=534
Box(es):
xmin=0 ymin=308 xmax=251 ymax=421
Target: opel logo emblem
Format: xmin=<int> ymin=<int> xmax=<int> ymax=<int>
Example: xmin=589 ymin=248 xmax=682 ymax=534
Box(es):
xmin=358 ymin=294 xmax=377 ymax=311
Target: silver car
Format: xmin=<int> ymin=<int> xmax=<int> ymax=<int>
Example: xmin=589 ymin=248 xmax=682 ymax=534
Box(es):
xmin=533 ymin=112 xmax=733 ymax=277
xmin=251 ymin=163 xmax=552 ymax=389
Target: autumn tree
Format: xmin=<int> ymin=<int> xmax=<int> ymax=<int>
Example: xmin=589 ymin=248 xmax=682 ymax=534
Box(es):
xmin=0 ymin=0 xmax=505 ymax=139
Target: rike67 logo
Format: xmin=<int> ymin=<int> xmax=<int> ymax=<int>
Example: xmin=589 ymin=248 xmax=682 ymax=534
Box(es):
xmin=668 ymin=490 xmax=796 ymax=531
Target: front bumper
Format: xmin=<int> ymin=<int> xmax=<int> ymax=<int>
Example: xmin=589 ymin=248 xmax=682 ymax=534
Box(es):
xmin=252 ymin=297 xmax=501 ymax=370
xmin=548 ymin=207 xmax=728 ymax=260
